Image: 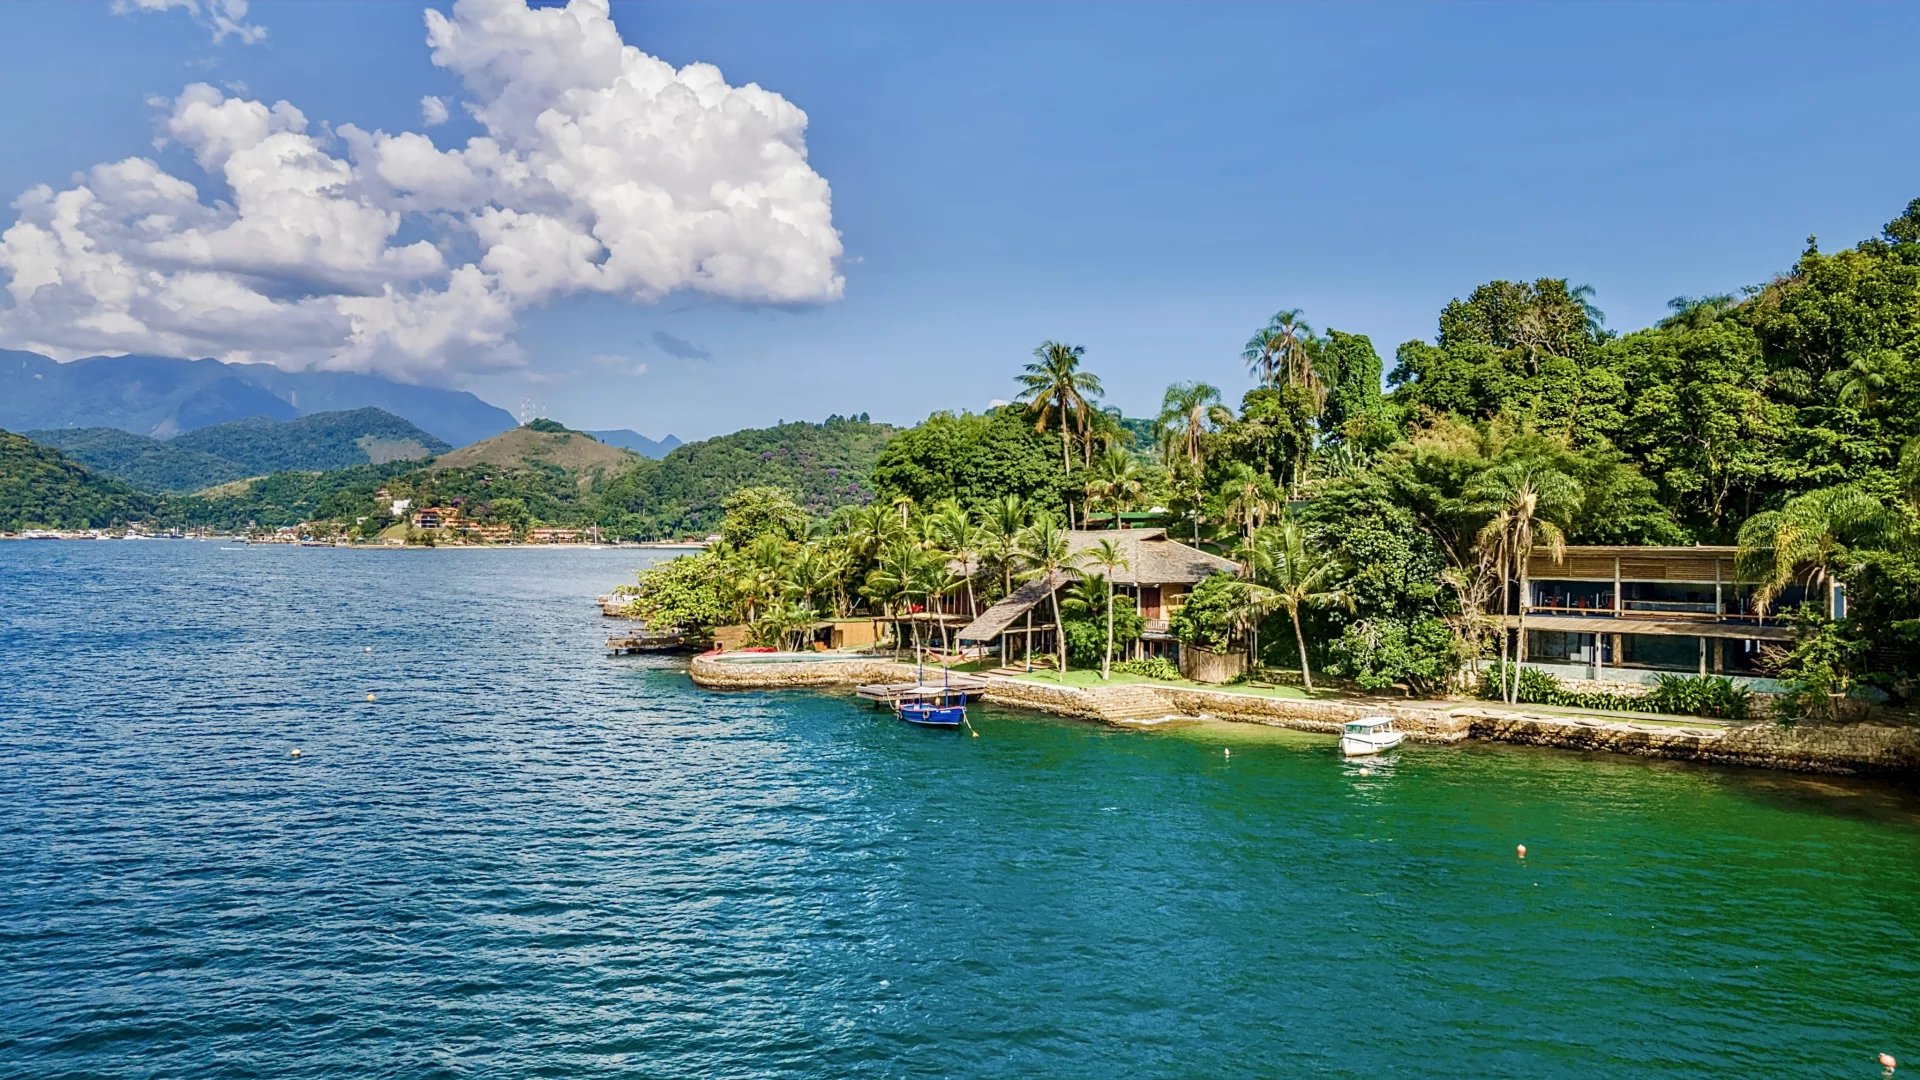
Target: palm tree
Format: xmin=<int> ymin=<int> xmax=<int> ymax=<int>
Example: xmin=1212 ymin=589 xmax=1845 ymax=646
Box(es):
xmin=1081 ymin=406 xmax=1130 ymax=466
xmin=1736 ymin=486 xmax=1897 ymax=615
xmin=980 ymin=494 xmax=1028 ymax=599
xmin=929 ymin=499 xmax=983 ymax=618
xmin=1082 ymin=538 xmax=1130 ymax=679
xmin=734 ymin=533 xmax=789 ymax=623
xmin=1837 ymin=349 xmax=1896 ymax=410
xmin=1084 ymin=446 xmax=1146 ymax=527
xmin=1243 ymin=519 xmax=1347 ymax=692
xmin=1568 ymin=282 xmax=1606 ymax=337
xmin=1017 ymin=511 xmax=1078 ymax=677
xmin=1658 ymin=294 xmax=1737 ymax=330
xmin=1242 ymin=309 xmax=1320 ymax=402
xmin=1016 ymin=341 xmax=1104 ymax=522
xmin=781 ymin=541 xmax=839 ymax=618
xmin=1467 ymin=462 xmax=1582 ymax=704
xmin=865 ymin=537 xmax=933 ymax=654
xmin=1154 ymin=381 xmax=1230 ymax=470
xmin=1216 ymin=462 xmax=1280 ymax=554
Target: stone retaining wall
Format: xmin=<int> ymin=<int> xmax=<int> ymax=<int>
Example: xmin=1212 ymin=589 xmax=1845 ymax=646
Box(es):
xmin=1157 ymin=688 xmax=1473 ymax=744
xmin=974 ymin=679 xmax=1108 ymax=721
xmin=684 ymin=655 xmax=1918 ymax=775
xmin=689 ymin=654 xmax=916 ymax=690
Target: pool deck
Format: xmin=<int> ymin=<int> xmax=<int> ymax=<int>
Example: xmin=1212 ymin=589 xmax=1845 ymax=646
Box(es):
xmin=684 ymin=653 xmax=1920 ymax=776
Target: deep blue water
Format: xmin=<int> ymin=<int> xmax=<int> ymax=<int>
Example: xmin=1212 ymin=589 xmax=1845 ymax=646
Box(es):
xmin=2 ymin=542 xmax=1917 ymax=1078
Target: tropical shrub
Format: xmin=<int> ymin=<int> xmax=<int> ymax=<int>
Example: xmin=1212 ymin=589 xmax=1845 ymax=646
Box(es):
xmin=1765 ymin=612 xmax=1869 ymax=723
xmin=1642 ymin=674 xmax=1752 ymax=722
xmin=1168 ymin=572 xmax=1242 ymax=652
xmin=630 ymin=551 xmax=732 ymax=636
xmin=1061 ymin=605 xmax=1145 ymax=667
xmin=1326 ymin=615 xmax=1461 ymax=696
xmin=1478 ymin=664 xmax=1753 ymax=719
xmin=1114 ymin=656 xmax=1181 ymax=681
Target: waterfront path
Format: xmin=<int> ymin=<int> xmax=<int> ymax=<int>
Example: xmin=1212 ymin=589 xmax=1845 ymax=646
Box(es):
xmin=689 ymin=653 xmax=1920 ymax=775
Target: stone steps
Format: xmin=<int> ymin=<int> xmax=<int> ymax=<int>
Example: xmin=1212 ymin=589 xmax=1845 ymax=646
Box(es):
xmin=1094 ymin=684 xmax=1179 ymax=722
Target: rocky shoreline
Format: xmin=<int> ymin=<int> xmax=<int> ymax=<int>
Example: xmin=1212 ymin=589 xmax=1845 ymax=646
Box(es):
xmin=687 ymin=654 xmax=1920 ymax=776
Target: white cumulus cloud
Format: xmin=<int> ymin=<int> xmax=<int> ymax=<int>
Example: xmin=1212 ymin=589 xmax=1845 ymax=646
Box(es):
xmin=112 ymin=0 xmax=267 ymax=45
xmin=1 ymin=0 xmax=843 ymax=382
xmin=420 ymin=95 xmax=450 ymax=126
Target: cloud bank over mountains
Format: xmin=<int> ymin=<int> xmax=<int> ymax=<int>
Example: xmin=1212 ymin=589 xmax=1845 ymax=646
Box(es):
xmin=1 ymin=0 xmax=843 ymax=383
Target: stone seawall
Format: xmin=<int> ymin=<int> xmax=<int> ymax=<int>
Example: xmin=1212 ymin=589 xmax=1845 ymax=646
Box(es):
xmin=974 ymin=678 xmax=1108 ymax=721
xmin=684 ymin=655 xmax=1918 ymax=775
xmin=1155 ymin=688 xmax=1472 ymax=744
xmin=688 ymin=654 xmax=917 ymax=690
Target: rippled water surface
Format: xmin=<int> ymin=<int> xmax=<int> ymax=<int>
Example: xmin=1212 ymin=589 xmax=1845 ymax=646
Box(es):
xmin=2 ymin=542 xmax=1917 ymax=1078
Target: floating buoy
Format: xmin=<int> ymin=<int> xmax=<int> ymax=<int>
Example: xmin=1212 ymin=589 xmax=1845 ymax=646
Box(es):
xmin=1223 ymin=747 xmax=1230 ymax=758
xmin=290 ymin=748 xmax=302 ymax=758
xmin=364 ymin=646 xmax=373 ymax=654
xmin=1882 ymin=1052 xmax=1898 ymax=1073
xmin=1517 ymin=844 xmax=1527 ymax=860
xmin=366 ymin=692 xmax=377 ymax=703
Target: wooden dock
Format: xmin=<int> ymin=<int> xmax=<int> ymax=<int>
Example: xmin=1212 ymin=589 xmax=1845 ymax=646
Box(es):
xmin=855 ymin=674 xmax=992 ymax=706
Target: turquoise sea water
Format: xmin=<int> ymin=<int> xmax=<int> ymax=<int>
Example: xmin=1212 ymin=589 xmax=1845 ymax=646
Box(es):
xmin=1 ymin=542 xmax=1916 ymax=1078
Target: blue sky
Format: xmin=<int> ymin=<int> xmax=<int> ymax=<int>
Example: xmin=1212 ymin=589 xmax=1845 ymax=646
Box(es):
xmin=1 ymin=1 xmax=1917 ymax=440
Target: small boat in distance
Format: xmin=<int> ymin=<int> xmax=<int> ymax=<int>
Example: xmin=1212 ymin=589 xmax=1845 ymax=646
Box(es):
xmin=1339 ymin=716 xmax=1404 ymax=757
xmin=896 ymin=689 xmax=967 ymax=728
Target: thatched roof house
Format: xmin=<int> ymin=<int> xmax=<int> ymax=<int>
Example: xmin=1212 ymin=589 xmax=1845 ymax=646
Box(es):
xmin=956 ymin=529 xmax=1237 ymax=655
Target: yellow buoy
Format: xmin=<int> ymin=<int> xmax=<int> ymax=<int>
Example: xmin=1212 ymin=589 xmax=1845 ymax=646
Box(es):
xmin=1517 ymin=844 xmax=1527 ymax=860
xmin=290 ymin=748 xmax=302 ymax=758
xmin=366 ymin=692 xmax=377 ymax=703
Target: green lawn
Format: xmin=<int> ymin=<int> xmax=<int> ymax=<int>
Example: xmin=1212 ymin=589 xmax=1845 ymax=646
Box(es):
xmin=1009 ymin=667 xmax=1325 ymax=700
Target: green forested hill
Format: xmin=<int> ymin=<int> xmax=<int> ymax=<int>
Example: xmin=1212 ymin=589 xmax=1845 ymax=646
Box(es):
xmin=0 ymin=430 xmax=158 ymax=529
xmin=20 ymin=426 xmax=245 ymax=494
xmin=29 ymin=408 xmax=447 ymax=493
xmin=592 ymin=414 xmax=895 ymax=536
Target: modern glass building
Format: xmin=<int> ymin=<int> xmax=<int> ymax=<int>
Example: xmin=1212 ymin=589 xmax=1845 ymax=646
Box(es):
xmin=1502 ymin=546 xmax=1840 ymax=688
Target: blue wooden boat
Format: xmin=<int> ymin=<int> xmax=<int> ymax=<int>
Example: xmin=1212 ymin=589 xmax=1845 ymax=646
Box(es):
xmin=895 ymin=689 xmax=967 ymax=728
xmin=892 ymin=650 xmax=968 ymax=727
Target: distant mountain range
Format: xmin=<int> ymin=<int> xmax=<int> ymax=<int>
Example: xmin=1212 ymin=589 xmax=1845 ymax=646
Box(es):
xmin=1 ymin=411 xmax=895 ymax=535
xmin=584 ymin=429 xmax=682 ymax=459
xmin=29 ymin=408 xmax=448 ymax=493
xmin=0 ymin=350 xmax=517 ymax=446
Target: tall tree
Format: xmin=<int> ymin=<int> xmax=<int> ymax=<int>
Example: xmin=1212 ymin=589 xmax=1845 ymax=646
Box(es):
xmin=1467 ymin=462 xmax=1582 ymax=703
xmin=1735 ymin=486 xmax=1898 ymax=614
xmin=1083 ymin=538 xmax=1130 ymax=679
xmin=1243 ymin=518 xmax=1347 ymax=692
xmin=1015 ymin=342 xmax=1103 ymax=523
xmin=1017 ymin=511 xmax=1078 ymax=677
xmin=929 ymin=498 xmax=983 ymax=618
xmin=1084 ymin=446 xmax=1146 ymax=525
xmin=1216 ymin=462 xmax=1280 ymax=555
xmin=1243 ymin=309 xmax=1319 ymax=398
xmin=1155 ymin=381 xmax=1230 ymax=469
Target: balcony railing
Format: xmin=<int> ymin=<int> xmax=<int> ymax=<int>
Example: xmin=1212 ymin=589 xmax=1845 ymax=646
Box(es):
xmin=1524 ymin=603 xmax=1777 ymax=624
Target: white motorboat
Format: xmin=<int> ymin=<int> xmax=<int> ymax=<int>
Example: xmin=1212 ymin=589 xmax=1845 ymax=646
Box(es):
xmin=1339 ymin=716 xmax=1404 ymax=757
